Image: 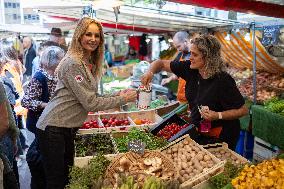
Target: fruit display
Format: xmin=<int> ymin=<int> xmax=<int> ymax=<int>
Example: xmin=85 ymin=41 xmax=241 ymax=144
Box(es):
xmin=157 ymin=123 xmax=189 ymax=140
xmin=231 ymin=159 xmax=284 ymax=188
xmin=132 ymin=118 xmax=153 ymax=125
xmin=204 ymin=143 xmax=249 ymax=165
xmin=161 ymin=136 xmax=221 ymax=187
xmin=113 ymin=128 xmax=168 ymax=153
xmin=81 ymin=119 xmax=101 ymax=129
xmin=264 ymin=97 xmax=284 ymax=116
xmin=75 ymin=134 xmax=117 ymax=157
xmin=101 ymin=117 xmax=131 ymax=128
xmin=104 ymin=151 xmax=177 ymax=187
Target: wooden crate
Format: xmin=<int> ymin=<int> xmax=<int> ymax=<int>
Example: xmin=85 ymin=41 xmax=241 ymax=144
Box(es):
xmin=74 ymin=154 xmax=118 ymax=168
xmin=203 ymin=143 xmax=249 ymax=165
xmin=160 ymin=135 xmax=225 ymax=188
xmin=156 ymin=101 xmax=180 ymax=116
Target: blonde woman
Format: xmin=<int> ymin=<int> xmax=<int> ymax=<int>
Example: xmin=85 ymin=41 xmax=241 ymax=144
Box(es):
xmin=142 ymin=34 xmax=248 ymax=150
xmin=36 ymin=17 xmax=136 ymax=189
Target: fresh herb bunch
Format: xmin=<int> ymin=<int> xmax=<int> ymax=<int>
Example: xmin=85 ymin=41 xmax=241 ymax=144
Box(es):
xmin=67 ymin=154 xmax=111 ymax=189
xmin=75 ymin=134 xmax=115 ymax=157
xmin=114 ymin=128 xmax=168 ymax=153
xmin=264 ymin=97 xmax=284 ymax=116
xmin=209 ymin=161 xmax=244 ymax=189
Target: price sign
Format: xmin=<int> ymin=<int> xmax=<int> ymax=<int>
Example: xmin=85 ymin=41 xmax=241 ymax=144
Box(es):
xmin=128 ymin=140 xmax=146 ymax=155
xmin=262 ymin=25 xmax=280 ymax=45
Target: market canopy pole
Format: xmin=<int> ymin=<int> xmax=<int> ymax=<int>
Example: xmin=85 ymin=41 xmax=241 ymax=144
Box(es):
xmin=167 ymin=0 xmax=284 ymax=19
xmin=252 ymin=21 xmax=257 ymax=105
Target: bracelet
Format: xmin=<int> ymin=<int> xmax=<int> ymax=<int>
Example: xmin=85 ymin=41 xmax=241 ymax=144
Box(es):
xmin=218 ymin=112 xmax=223 ymax=120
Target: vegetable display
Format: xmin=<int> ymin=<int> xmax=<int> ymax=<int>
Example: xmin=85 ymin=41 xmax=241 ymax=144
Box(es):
xmin=75 ymin=134 xmax=116 ymax=157
xmin=132 ymin=118 xmax=153 ymax=125
xmin=264 ymin=97 xmax=284 ymax=116
xmin=67 ymin=154 xmax=111 ymax=189
xmin=113 ymin=128 xmax=168 ymax=153
xmin=101 ymin=117 xmax=131 ymax=128
xmin=209 ymin=161 xmax=244 ymax=189
xmin=205 ymin=144 xmax=248 ymax=165
xmin=162 ymin=137 xmax=220 ymax=186
xmin=81 ymin=120 xmax=101 ymax=129
xmin=104 ymin=151 xmax=177 ymax=188
xmin=157 ymin=123 xmax=189 ymax=140
xmin=128 ymin=99 xmax=168 ymax=112
xmin=231 ymin=159 xmax=284 ymax=188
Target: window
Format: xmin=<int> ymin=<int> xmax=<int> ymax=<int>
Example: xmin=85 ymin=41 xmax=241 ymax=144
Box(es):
xmin=28 ymin=14 xmax=31 ymax=19
xmin=8 ymin=2 xmax=11 ymax=8
xmin=16 ymin=3 xmax=20 ymax=8
xmin=24 ymin=15 xmax=27 ymax=19
xmin=4 ymin=2 xmax=8 ymax=8
xmin=32 ymin=15 xmax=36 ymax=20
xmin=36 ymin=15 xmax=39 ymax=20
xmin=12 ymin=3 xmax=16 ymax=8
xmin=196 ymin=11 xmax=203 ymax=15
xmin=13 ymin=14 xmax=17 ymax=20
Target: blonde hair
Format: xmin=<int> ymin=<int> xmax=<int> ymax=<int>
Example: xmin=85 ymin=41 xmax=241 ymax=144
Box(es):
xmin=191 ymin=34 xmax=225 ymax=78
xmin=57 ymin=17 xmax=104 ymax=80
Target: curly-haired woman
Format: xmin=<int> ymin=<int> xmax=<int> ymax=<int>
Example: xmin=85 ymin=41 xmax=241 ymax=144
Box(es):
xmin=36 ymin=17 xmax=136 ymax=189
xmin=141 ymin=34 xmax=248 ymax=150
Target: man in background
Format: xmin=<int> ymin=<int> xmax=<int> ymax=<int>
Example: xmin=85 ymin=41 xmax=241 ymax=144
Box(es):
xmin=23 ymin=37 xmax=36 ymax=82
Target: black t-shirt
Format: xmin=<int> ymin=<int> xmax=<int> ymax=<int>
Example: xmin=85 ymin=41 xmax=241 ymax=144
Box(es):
xmin=170 ymin=60 xmax=245 ymax=144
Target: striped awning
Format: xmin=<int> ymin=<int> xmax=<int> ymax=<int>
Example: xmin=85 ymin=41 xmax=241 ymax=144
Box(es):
xmin=215 ymin=31 xmax=284 ymax=73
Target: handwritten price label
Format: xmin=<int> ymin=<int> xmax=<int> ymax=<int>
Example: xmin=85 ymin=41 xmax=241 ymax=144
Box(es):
xmin=128 ymin=140 xmax=146 ymax=155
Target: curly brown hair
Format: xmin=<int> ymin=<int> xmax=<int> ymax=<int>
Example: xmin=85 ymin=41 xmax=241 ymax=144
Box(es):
xmin=191 ymin=34 xmax=225 ymax=78
xmin=57 ymin=17 xmax=104 ymax=80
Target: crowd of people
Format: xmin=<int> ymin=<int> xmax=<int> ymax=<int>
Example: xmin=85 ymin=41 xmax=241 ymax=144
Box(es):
xmin=0 ymin=18 xmax=136 ymax=189
xmin=0 ymin=16 xmax=249 ymax=189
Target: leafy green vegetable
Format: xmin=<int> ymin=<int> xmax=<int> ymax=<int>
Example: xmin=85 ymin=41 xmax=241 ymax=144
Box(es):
xmin=264 ymin=97 xmax=284 ymax=116
xmin=114 ymin=128 xmax=168 ymax=153
xmin=75 ymin=134 xmax=115 ymax=157
xmin=209 ymin=161 xmax=244 ymax=189
xmin=67 ymin=154 xmax=111 ymax=189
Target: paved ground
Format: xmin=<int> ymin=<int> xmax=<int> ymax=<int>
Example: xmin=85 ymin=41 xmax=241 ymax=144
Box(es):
xmin=18 ymin=129 xmax=34 ymax=189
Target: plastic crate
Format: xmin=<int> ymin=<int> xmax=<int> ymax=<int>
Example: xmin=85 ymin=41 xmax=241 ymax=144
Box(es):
xmin=253 ymin=137 xmax=282 ymax=163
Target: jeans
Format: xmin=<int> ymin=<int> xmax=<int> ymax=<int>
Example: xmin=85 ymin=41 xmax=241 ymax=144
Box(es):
xmin=37 ymin=126 xmax=77 ymax=189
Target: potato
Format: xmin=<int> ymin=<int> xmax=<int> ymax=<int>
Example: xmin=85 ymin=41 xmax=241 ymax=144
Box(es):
xmin=207 ymin=163 xmax=214 ymax=167
xmin=186 ymin=167 xmax=193 ymax=174
xmin=181 ymin=162 xmax=188 ymax=170
xmin=204 ymin=155 xmax=211 ymax=161
xmin=187 ymin=155 xmax=192 ymax=162
xmin=231 ymin=156 xmax=237 ymax=161
xmin=200 ymin=161 xmax=207 ymax=167
xmin=225 ymin=152 xmax=231 ymax=157
xmin=167 ymin=149 xmax=172 ymax=154
xmin=183 ymin=173 xmax=189 ymax=179
xmin=183 ymin=140 xmax=189 ymax=145
xmin=180 ymin=169 xmax=186 ymax=176
xmin=172 ymin=147 xmax=178 ymax=153
xmin=187 ymin=161 xmax=193 ymax=166
xmin=172 ymin=153 xmax=177 ymax=157
xmin=193 ymin=169 xmax=201 ymax=174
xmin=196 ymin=153 xmax=204 ymax=161
xmin=220 ymin=149 xmax=226 ymax=154
xmin=193 ymin=159 xmax=203 ymax=172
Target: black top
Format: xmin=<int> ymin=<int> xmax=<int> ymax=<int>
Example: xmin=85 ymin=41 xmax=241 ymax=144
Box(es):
xmin=170 ymin=60 xmax=245 ymax=143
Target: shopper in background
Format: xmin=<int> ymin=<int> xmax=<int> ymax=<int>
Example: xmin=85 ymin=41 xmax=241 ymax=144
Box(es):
xmin=23 ymin=37 xmax=36 ymax=82
xmin=141 ymin=34 xmax=248 ymax=150
xmin=160 ymin=31 xmax=193 ymax=104
xmin=22 ymin=46 xmax=64 ymax=189
xmin=36 ymin=17 xmax=137 ymax=189
xmin=104 ymin=44 xmax=113 ymax=67
xmin=0 ymin=51 xmax=19 ymax=189
xmin=22 ymin=46 xmax=65 ymax=134
xmin=125 ymin=46 xmax=138 ymax=60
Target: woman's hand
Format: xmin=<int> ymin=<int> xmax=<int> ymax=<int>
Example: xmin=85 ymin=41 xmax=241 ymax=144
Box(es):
xmin=141 ymin=71 xmax=153 ymax=86
xmin=121 ymin=89 xmax=137 ymax=102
